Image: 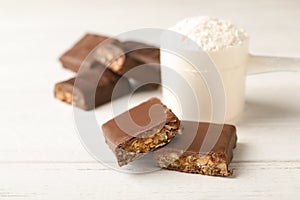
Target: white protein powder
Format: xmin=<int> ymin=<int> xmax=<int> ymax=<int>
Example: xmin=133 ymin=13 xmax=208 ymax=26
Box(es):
xmin=172 ymin=16 xmax=249 ymax=51
xmin=162 ymin=16 xmax=250 ymax=122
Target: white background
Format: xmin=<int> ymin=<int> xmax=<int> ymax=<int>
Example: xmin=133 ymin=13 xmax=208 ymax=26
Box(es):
xmin=0 ymin=0 xmax=300 ymax=199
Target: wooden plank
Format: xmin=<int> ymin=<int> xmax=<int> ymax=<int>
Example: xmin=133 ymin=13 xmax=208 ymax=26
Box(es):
xmin=0 ymin=162 xmax=299 ymax=200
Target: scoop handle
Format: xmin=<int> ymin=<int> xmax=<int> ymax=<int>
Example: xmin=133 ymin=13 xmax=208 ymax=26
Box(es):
xmin=247 ymin=54 xmax=300 ymax=75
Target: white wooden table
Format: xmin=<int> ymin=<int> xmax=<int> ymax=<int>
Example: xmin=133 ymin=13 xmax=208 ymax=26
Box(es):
xmin=0 ymin=0 xmax=299 ymax=199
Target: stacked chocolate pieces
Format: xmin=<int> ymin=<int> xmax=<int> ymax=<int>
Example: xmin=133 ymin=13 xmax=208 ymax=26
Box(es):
xmin=54 ymin=33 xmax=238 ymax=177
xmin=101 ymin=98 xmax=238 ymax=177
xmin=54 ymin=33 xmax=160 ymax=110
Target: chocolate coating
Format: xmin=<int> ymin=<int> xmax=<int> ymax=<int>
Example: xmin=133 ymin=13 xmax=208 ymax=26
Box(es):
xmin=154 ymin=121 xmax=237 ymax=176
xmin=102 ymin=98 xmax=180 ymax=166
xmin=122 ymin=41 xmax=160 ymax=64
xmin=95 ymin=41 xmax=161 ymax=89
xmin=54 ymin=63 xmax=131 ymax=110
xmin=119 ymin=41 xmax=161 ymax=87
xmin=158 ymin=121 xmax=237 ymax=161
xmin=59 ymin=34 xmax=119 ymax=72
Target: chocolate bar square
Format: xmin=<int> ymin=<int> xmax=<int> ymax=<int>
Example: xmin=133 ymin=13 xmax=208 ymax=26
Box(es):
xmin=102 ymin=98 xmax=180 ymax=166
xmin=59 ymin=33 xmax=119 ymax=72
xmin=54 ymin=64 xmax=131 ymax=110
xmin=94 ymin=41 xmax=160 ymax=89
xmin=154 ymin=121 xmax=237 ymax=177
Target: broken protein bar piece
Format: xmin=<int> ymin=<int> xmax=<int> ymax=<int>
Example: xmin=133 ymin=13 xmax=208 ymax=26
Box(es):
xmin=94 ymin=42 xmax=141 ymax=77
xmin=102 ymin=98 xmax=180 ymax=166
xmin=154 ymin=121 xmax=237 ymax=177
xmin=116 ymin=41 xmax=161 ymax=88
xmin=95 ymin=41 xmax=161 ymax=89
xmin=54 ymin=63 xmax=131 ymax=110
xmin=59 ymin=33 xmax=119 ymax=72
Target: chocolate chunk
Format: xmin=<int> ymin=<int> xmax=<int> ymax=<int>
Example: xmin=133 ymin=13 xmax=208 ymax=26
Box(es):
xmin=59 ymin=33 xmax=119 ymax=72
xmin=95 ymin=41 xmax=161 ymax=89
xmin=154 ymin=121 xmax=237 ymax=177
xmin=102 ymin=98 xmax=180 ymax=166
xmin=54 ymin=63 xmax=131 ymax=110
